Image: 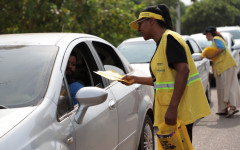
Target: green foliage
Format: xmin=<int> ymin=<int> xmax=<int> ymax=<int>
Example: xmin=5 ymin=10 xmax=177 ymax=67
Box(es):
xmin=1 ymin=0 xmax=239 ymax=46
xmin=0 ymin=0 xmax=70 ymax=33
xmin=181 ymin=0 xmax=240 ymax=34
xmin=0 ymin=0 xmax=144 ymax=46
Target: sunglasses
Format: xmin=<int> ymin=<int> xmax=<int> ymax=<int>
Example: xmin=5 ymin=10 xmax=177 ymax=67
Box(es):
xmin=137 ymin=18 xmax=149 ymax=28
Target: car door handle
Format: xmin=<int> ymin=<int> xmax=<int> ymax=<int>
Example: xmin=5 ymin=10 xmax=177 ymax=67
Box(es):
xmin=66 ymin=136 xmax=74 ymax=144
xmin=109 ymin=100 xmax=116 ymax=109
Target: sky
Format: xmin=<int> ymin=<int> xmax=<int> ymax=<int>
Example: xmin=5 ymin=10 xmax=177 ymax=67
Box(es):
xmin=180 ymin=0 xmax=193 ymax=6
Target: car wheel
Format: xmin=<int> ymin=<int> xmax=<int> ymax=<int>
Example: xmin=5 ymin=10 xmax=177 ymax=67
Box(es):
xmin=206 ymin=80 xmax=211 ymax=104
xmin=138 ymin=115 xmax=154 ymax=150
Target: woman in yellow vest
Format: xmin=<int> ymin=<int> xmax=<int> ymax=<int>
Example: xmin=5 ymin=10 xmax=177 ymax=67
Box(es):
xmin=203 ymin=26 xmax=240 ymax=118
xmin=121 ymin=4 xmax=211 ymax=142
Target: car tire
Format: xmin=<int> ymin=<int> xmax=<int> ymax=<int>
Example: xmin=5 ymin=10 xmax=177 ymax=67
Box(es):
xmin=206 ymin=80 xmax=211 ymax=104
xmin=138 ymin=115 xmax=155 ymax=150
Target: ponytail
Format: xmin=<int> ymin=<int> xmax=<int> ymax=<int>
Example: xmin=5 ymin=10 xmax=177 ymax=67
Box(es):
xmin=157 ymin=4 xmax=173 ymax=30
xmin=141 ymin=4 xmax=174 ymax=31
xmin=211 ymin=31 xmax=225 ymax=41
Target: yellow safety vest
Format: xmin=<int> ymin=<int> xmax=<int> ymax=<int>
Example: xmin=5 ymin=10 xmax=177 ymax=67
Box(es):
xmin=212 ymin=36 xmax=237 ymax=75
xmin=150 ymin=30 xmax=211 ymax=127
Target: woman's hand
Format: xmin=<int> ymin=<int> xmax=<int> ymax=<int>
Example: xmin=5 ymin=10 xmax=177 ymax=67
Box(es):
xmin=121 ymin=75 xmax=154 ymax=86
xmin=165 ymin=105 xmax=177 ymax=125
xmin=121 ymin=75 xmax=136 ymax=86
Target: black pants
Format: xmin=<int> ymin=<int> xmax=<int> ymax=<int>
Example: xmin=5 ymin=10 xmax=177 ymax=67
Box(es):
xmin=186 ymin=123 xmax=194 ymax=143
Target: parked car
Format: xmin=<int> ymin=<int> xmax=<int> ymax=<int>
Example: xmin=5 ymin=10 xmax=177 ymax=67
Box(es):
xmin=221 ymin=32 xmax=240 ymax=73
xmin=217 ymin=26 xmax=240 ymax=45
xmin=191 ymin=32 xmax=236 ymax=51
xmin=0 ymin=33 xmax=155 ymax=150
xmin=191 ymin=32 xmax=240 ymax=77
xmin=233 ymin=43 xmax=240 ymax=50
xmin=190 ymin=33 xmax=212 ymax=50
xmin=118 ymin=36 xmax=211 ymax=103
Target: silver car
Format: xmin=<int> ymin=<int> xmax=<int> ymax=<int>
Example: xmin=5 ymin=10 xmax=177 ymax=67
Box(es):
xmin=217 ymin=26 xmax=240 ymax=45
xmin=191 ymin=32 xmax=240 ymax=77
xmin=118 ymin=36 xmax=211 ymax=103
xmin=0 ymin=33 xmax=155 ymax=150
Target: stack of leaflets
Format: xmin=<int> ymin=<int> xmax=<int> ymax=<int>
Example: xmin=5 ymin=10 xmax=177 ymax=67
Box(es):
xmin=94 ymin=70 xmax=129 ymax=83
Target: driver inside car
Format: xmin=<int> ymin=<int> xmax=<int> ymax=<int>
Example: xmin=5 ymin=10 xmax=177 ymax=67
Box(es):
xmin=66 ymin=51 xmax=84 ymax=105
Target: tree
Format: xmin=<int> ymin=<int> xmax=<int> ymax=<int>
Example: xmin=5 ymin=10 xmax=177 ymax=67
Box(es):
xmin=0 ymin=0 xmax=142 ymax=46
xmin=65 ymin=0 xmax=142 ymax=46
xmin=181 ymin=0 xmax=240 ymax=35
xmin=0 ymin=0 xmax=72 ymax=33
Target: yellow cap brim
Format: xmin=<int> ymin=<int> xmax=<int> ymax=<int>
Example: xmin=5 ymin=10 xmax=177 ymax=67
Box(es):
xmin=129 ymin=12 xmax=165 ymax=31
xmin=129 ymin=18 xmax=142 ymax=31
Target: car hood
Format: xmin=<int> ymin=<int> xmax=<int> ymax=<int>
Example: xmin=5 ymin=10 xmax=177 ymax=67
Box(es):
xmin=0 ymin=107 xmax=36 ymax=138
xmin=131 ymin=63 xmax=151 ymax=76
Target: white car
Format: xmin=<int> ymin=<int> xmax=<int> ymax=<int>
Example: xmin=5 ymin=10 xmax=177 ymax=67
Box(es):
xmin=217 ymin=26 xmax=240 ymax=45
xmin=0 ymin=33 xmax=155 ymax=150
xmin=190 ymin=33 xmax=212 ymax=50
xmin=118 ymin=36 xmax=211 ymax=103
xmin=191 ymin=32 xmax=240 ymax=76
xmin=221 ymin=32 xmax=240 ymax=73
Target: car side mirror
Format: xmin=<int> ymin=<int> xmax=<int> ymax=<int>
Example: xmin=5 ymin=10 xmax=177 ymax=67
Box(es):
xmin=74 ymin=87 xmax=108 ymax=124
xmin=192 ymin=53 xmax=203 ymax=61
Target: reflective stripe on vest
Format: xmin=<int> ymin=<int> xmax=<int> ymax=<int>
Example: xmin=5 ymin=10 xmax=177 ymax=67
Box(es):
xmin=154 ymin=73 xmax=200 ymax=90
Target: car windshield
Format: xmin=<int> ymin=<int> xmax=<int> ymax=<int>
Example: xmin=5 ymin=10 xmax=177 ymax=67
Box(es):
xmin=118 ymin=41 xmax=156 ymax=63
xmin=0 ymin=46 xmax=58 ymax=108
xmin=191 ymin=37 xmax=212 ymax=49
xmin=221 ymin=30 xmax=240 ymax=40
xmin=197 ymin=40 xmax=212 ymax=49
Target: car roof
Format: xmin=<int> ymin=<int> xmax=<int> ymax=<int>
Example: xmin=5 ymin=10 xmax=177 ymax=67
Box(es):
xmin=217 ymin=26 xmax=240 ymax=31
xmin=119 ymin=35 xmax=192 ymax=46
xmin=121 ymin=37 xmax=145 ymax=43
xmin=182 ymin=35 xmax=191 ymax=40
xmin=220 ymin=32 xmax=232 ymax=39
xmin=191 ymin=33 xmax=205 ymax=38
xmin=0 ymin=33 xmax=99 ymax=46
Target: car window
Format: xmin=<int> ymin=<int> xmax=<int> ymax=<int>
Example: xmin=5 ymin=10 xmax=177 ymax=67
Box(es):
xmin=221 ymin=30 xmax=240 ymax=40
xmin=57 ymin=79 xmax=74 ymax=121
xmin=191 ymin=36 xmax=212 ymax=49
xmin=118 ymin=41 xmax=156 ymax=63
xmin=92 ymin=41 xmax=126 ymax=75
xmin=65 ymin=42 xmax=105 ymax=88
xmin=57 ymin=42 xmax=106 ymax=120
xmin=186 ymin=40 xmax=194 ymax=54
xmin=77 ymin=42 xmax=104 ymax=87
xmin=0 ymin=46 xmax=58 ymax=108
xmin=188 ymin=39 xmax=202 ymax=53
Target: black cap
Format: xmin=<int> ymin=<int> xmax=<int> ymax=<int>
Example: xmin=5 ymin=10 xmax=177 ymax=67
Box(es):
xmin=203 ymin=26 xmax=216 ymax=35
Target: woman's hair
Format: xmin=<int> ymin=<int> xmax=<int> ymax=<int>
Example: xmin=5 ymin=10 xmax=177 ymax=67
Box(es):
xmin=142 ymin=4 xmax=173 ymax=30
xmin=211 ymin=31 xmax=225 ymax=41
xmin=205 ymin=26 xmax=225 ymax=41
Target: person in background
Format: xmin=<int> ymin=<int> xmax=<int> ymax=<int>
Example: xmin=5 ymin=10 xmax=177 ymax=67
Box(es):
xmin=121 ymin=4 xmax=211 ymax=142
xmin=204 ymin=26 xmax=240 ymax=118
xmin=66 ymin=51 xmax=84 ymax=105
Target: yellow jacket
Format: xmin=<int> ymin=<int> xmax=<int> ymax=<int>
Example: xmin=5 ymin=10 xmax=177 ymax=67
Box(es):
xmin=150 ymin=30 xmax=211 ymax=126
xmin=212 ymin=36 xmax=237 ymax=75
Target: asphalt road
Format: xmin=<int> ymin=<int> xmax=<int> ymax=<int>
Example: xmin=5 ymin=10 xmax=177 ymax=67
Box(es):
xmin=193 ymin=86 xmax=240 ymax=150
xmin=155 ymin=84 xmax=240 ymax=150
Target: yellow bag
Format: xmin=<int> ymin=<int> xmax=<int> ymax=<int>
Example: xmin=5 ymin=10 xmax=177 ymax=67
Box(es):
xmin=157 ymin=121 xmax=194 ymax=150
xmin=201 ymin=47 xmax=218 ymax=61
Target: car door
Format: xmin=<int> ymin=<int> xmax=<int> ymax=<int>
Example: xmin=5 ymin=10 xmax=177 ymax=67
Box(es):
xmin=90 ymin=41 xmax=141 ymax=150
xmin=60 ymin=40 xmax=118 ymax=150
xmin=229 ymin=38 xmax=240 ymax=73
xmin=187 ymin=39 xmax=209 ymax=90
